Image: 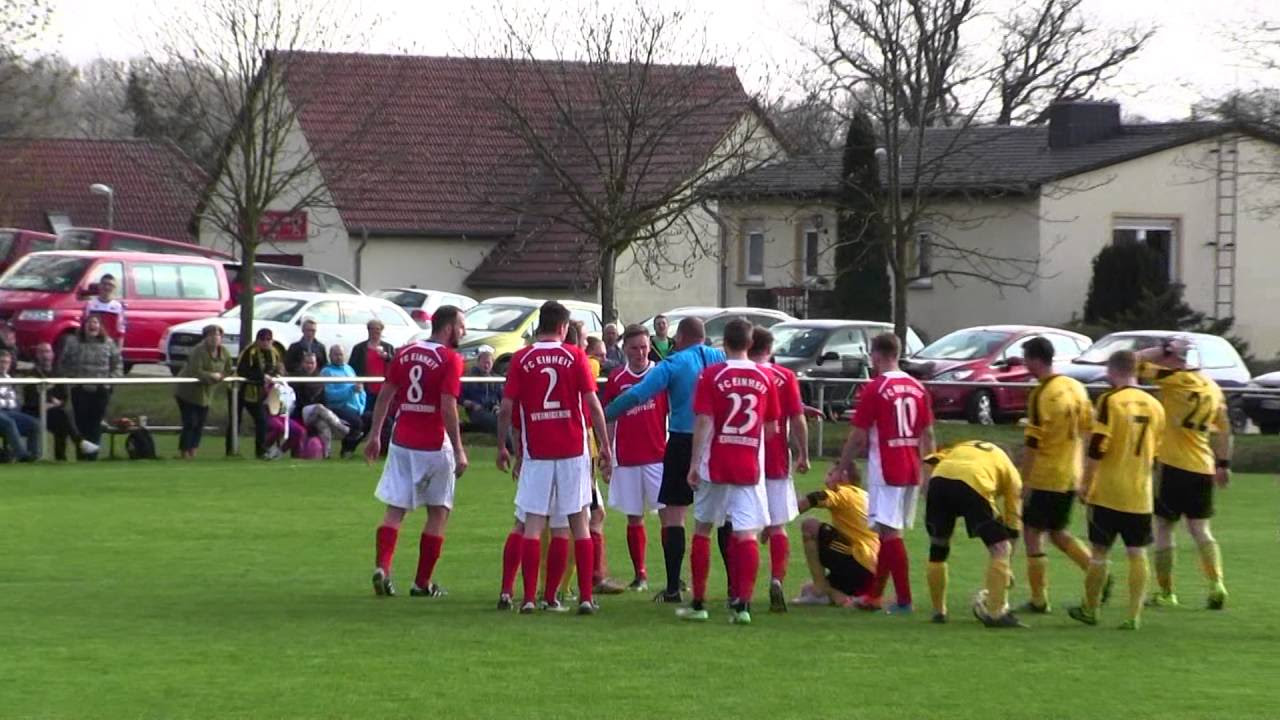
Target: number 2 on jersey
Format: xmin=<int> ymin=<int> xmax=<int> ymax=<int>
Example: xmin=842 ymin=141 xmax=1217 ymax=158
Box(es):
xmin=540 ymin=367 xmax=561 ymax=410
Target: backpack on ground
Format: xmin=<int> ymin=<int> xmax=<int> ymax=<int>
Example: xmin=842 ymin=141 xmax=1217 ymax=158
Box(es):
xmin=125 ymin=427 xmax=158 ymax=460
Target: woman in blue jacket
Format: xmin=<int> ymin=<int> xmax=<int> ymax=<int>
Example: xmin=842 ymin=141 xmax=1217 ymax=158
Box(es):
xmin=321 ymin=345 xmax=367 ymax=458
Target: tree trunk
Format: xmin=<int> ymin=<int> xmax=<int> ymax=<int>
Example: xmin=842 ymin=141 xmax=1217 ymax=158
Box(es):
xmin=238 ymin=240 xmax=257 ymax=353
xmin=892 ymin=223 xmax=909 ymax=343
xmin=599 ymin=246 xmax=618 ymax=324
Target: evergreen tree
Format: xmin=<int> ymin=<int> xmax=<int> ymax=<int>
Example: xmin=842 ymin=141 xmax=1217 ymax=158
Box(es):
xmin=1082 ymin=238 xmax=1169 ymax=324
xmin=834 ymin=111 xmax=891 ymax=321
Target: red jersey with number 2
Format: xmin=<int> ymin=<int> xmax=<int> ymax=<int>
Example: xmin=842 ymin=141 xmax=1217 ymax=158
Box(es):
xmin=694 ymin=360 xmax=781 ymax=485
xmin=388 ymin=340 xmax=463 ymax=451
xmin=604 ymin=363 xmax=668 ymax=466
xmin=504 ymin=341 xmax=597 ymax=460
xmin=851 ymin=371 xmax=932 ymax=487
xmin=761 ymin=363 xmax=804 ymax=479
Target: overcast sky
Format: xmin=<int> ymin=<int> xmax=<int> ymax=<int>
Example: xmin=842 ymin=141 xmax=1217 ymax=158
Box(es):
xmin=42 ymin=0 xmax=1280 ymax=120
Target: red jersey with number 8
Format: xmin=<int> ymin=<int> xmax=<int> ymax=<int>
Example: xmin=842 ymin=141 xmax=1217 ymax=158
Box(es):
xmin=388 ymin=340 xmax=464 ymax=451
xmin=851 ymin=371 xmax=933 ymax=487
xmin=693 ymin=360 xmax=781 ymax=485
xmin=504 ymin=341 xmax=597 ymax=460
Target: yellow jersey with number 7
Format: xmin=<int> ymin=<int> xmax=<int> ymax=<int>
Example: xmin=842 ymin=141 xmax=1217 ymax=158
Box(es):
xmin=1086 ymin=386 xmax=1166 ymax=514
xmin=1138 ymin=362 xmax=1228 ymax=475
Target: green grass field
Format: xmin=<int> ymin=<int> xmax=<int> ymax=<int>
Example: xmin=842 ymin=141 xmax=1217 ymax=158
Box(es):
xmin=2 ymin=447 xmax=1277 ymax=719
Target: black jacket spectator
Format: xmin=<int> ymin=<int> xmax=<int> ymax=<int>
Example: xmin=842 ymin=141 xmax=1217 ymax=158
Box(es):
xmin=284 ymin=337 xmax=327 ymax=375
xmin=349 ymin=339 xmax=394 ymax=377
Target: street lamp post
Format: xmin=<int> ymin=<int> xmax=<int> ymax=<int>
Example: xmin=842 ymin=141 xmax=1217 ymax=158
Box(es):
xmin=89 ymin=183 xmax=114 ymax=229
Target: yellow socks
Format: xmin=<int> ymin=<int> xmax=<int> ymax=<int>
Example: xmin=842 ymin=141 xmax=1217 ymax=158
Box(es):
xmin=984 ymin=557 xmax=1011 ymax=617
xmin=927 ymin=562 xmax=948 ymax=615
xmin=1197 ymin=541 xmax=1223 ymax=586
xmin=1128 ymin=552 xmax=1149 ymax=622
xmin=1084 ymin=560 xmax=1109 ymax=611
xmin=1153 ymin=547 xmax=1175 ymax=594
xmin=1026 ymin=554 xmax=1048 ymax=607
xmin=1062 ymin=536 xmax=1093 ymax=572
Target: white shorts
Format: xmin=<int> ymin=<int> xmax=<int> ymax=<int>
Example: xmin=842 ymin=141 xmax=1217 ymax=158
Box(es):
xmin=514 ymin=508 xmax=569 ymax=529
xmin=867 ymin=480 xmax=919 ymax=531
xmin=764 ymin=477 xmax=799 ymax=526
xmin=693 ymin=482 xmax=770 ymax=533
xmin=607 ymin=463 xmax=665 ymax=517
xmin=515 ymin=455 xmax=593 ymax=520
xmin=374 ymin=443 xmax=456 ymax=510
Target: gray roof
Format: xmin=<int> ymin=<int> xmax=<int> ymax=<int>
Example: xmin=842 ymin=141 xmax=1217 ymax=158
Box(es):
xmin=712 ymin=121 xmax=1240 ymax=199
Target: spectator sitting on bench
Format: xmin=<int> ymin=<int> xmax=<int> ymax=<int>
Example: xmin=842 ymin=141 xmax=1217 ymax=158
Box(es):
xmin=461 ymin=345 xmax=502 ymax=434
xmin=174 ymin=324 xmax=232 ymax=460
xmin=57 ymin=313 xmax=122 ymax=461
xmin=321 ymin=345 xmax=366 ymax=459
xmin=20 ymin=342 xmax=98 ymax=460
xmin=0 ymin=348 xmax=40 ymax=462
xmin=291 ymin=351 xmax=349 ymax=459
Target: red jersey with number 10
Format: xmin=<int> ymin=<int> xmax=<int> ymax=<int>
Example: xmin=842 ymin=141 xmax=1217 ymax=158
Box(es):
xmin=761 ymin=363 xmax=804 ymax=479
xmin=504 ymin=341 xmax=597 ymax=460
xmin=851 ymin=371 xmax=933 ymax=487
xmin=388 ymin=340 xmax=463 ymax=451
xmin=693 ymin=360 xmax=781 ymax=485
xmin=604 ymin=363 xmax=668 ymax=466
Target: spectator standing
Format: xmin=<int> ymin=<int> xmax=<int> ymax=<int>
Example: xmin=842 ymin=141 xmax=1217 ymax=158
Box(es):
xmin=322 ymin=345 xmax=366 ymax=458
xmin=84 ymin=273 xmax=126 ymax=345
xmin=350 ymin=319 xmax=394 ymax=451
xmin=460 ymin=345 xmax=503 ymax=435
xmin=21 ymin=342 xmax=97 ymax=460
xmin=649 ymin=314 xmax=674 ymax=362
xmin=57 ymin=314 xmax=122 ymax=460
xmin=0 ymin=321 xmax=17 ymax=356
xmin=0 ymin=348 xmax=39 ymax=462
xmin=602 ymin=323 xmax=624 ymax=373
xmin=234 ymin=328 xmax=284 ymax=459
xmin=173 ymin=325 xmax=233 ymax=460
xmin=284 ymin=318 xmax=327 ymax=374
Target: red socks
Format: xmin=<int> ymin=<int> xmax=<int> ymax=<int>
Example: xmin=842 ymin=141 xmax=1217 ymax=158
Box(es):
xmin=543 ymin=536 xmax=570 ymax=605
xmin=876 ymin=536 xmax=911 ymax=606
xmin=521 ymin=537 xmax=542 ymax=604
xmin=626 ymin=524 xmax=647 ymax=579
xmin=590 ymin=531 xmax=605 ymax=581
xmin=575 ymin=537 xmax=595 ymax=604
xmin=501 ymin=531 xmax=522 ymax=596
xmin=691 ymin=534 xmax=711 ymax=603
xmin=375 ymin=525 xmax=398 ymax=573
xmin=733 ymin=537 xmax=761 ymax=604
xmin=768 ymin=532 xmax=789 ymax=582
xmin=415 ymin=534 xmax=444 ymax=589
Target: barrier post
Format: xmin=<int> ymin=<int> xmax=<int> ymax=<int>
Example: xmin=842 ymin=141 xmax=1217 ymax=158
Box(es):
xmin=815 ymin=381 xmax=825 ymax=457
xmin=229 ymin=382 xmax=240 ymax=456
xmin=38 ymin=382 xmax=49 ymax=462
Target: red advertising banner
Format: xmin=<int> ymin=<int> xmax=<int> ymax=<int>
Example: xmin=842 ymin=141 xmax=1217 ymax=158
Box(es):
xmin=258 ymin=210 xmax=308 ymax=241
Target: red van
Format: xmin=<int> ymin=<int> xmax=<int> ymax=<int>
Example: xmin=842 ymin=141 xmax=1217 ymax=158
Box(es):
xmin=56 ymin=227 xmax=232 ymax=261
xmin=0 ymin=228 xmax=57 ymax=275
xmin=0 ymin=251 xmax=230 ymax=368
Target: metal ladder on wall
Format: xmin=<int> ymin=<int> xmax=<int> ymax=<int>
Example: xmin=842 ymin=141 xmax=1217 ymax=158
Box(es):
xmin=1213 ymin=136 xmax=1239 ymax=321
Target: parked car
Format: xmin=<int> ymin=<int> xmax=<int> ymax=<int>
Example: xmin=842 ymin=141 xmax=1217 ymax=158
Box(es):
xmin=0 ymin=250 xmax=230 ymax=369
xmin=57 ymin=227 xmax=232 ymax=260
xmin=225 ymin=262 xmax=362 ymax=309
xmin=1241 ymin=371 xmax=1280 ymax=434
xmin=769 ymin=319 xmax=925 ymax=412
xmin=373 ymin=287 xmax=478 ymax=327
xmin=162 ymin=290 xmax=418 ymax=373
xmin=0 ymin=228 xmax=56 ymax=275
xmin=902 ymin=325 xmax=1092 ymax=425
xmin=640 ymin=306 xmax=795 ymax=345
xmin=437 ymin=296 xmax=603 ymax=372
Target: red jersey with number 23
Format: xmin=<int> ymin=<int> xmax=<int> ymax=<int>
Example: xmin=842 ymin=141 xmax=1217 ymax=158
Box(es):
xmin=851 ymin=370 xmax=932 ymax=487
xmin=504 ymin=341 xmax=597 ymax=460
xmin=694 ymin=359 xmax=780 ymax=485
xmin=761 ymin=363 xmax=804 ymax=479
xmin=388 ymin=340 xmax=463 ymax=451
xmin=604 ymin=363 xmax=668 ymax=466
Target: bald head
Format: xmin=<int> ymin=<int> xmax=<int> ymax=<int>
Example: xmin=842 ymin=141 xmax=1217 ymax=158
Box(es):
xmin=675 ymin=317 xmax=706 ymax=349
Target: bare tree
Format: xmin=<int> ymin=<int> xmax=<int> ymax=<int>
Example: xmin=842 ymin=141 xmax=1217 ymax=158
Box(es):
xmin=0 ymin=0 xmax=76 ymax=137
xmin=471 ymin=2 xmax=780 ymax=322
xmin=766 ymin=92 xmax=845 ymax=154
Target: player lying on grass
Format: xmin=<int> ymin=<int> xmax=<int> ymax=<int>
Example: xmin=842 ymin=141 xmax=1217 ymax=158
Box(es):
xmin=791 ymin=469 xmax=879 ymax=607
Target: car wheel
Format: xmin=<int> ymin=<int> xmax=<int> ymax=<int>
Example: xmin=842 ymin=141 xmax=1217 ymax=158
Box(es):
xmin=966 ymin=390 xmax=996 ymax=426
xmin=1227 ymin=400 xmax=1249 ymax=434
xmin=168 ymin=365 xmax=182 ymax=377
xmin=1260 ymin=423 xmax=1280 ymax=435
xmin=123 ymin=362 xmax=134 ymax=375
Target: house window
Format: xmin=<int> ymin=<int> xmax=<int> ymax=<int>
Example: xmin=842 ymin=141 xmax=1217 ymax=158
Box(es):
xmin=910 ymin=232 xmax=933 ymax=288
xmin=743 ymin=230 xmax=764 ymax=283
xmin=1113 ymin=218 xmax=1178 ymax=282
xmin=803 ymin=228 xmax=820 ymax=279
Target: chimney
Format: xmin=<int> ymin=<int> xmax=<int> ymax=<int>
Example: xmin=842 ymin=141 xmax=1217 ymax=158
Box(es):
xmin=1048 ymin=101 xmax=1121 ymax=149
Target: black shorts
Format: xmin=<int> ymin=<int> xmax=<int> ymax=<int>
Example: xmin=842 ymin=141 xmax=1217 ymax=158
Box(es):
xmin=925 ymin=477 xmax=1017 ymax=547
xmin=1155 ymin=465 xmax=1214 ymax=521
xmin=1087 ymin=505 xmax=1153 ymax=548
xmin=817 ymin=523 xmax=874 ymax=596
xmin=1023 ymin=489 xmax=1076 ymax=532
xmin=658 ymin=432 xmax=695 ymax=507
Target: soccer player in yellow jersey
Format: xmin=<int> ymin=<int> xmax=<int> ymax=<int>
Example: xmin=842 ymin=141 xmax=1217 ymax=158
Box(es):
xmin=791 ymin=472 xmax=880 ymax=607
xmin=922 ymin=441 xmax=1024 ymax=628
xmin=1137 ymin=337 xmax=1232 ymax=609
xmin=1018 ymin=337 xmax=1097 ymax=613
xmin=1069 ymin=350 xmax=1166 ymax=630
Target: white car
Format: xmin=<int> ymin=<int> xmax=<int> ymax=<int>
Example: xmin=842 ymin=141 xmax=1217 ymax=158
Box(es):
xmin=372 ymin=287 xmax=478 ymax=327
xmin=163 ymin=290 xmax=419 ymax=372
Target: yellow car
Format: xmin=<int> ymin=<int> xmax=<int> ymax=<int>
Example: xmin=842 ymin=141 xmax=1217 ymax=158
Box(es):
xmin=456 ymin=296 xmax=605 ymax=372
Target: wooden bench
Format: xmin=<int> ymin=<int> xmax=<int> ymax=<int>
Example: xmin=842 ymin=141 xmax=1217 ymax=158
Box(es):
xmin=102 ymin=424 xmax=218 ymax=459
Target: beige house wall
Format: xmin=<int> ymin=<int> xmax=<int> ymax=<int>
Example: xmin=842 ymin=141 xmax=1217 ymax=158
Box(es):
xmin=717 ymin=201 xmax=840 ymax=308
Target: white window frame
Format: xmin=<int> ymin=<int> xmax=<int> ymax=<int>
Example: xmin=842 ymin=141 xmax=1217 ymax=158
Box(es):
xmin=1112 ymin=217 xmax=1179 ymax=281
xmin=742 ymin=229 xmax=765 ymax=284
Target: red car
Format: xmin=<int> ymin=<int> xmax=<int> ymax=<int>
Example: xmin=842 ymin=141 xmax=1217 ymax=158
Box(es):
xmin=901 ymin=325 xmax=1091 ymax=424
xmin=0 ymin=228 xmax=56 ymax=275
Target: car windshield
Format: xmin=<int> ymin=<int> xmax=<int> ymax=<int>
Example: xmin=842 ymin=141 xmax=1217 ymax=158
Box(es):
xmin=374 ymin=289 xmax=427 ymax=309
xmin=0 ymin=255 xmax=91 ymax=292
xmin=466 ymin=303 xmax=534 ymax=333
xmin=0 ymin=231 xmax=12 ymax=258
xmin=1076 ymin=335 xmax=1162 ymax=364
xmin=220 ymin=297 xmax=306 ymax=322
xmin=771 ymin=326 xmax=828 ymax=358
xmin=916 ymin=329 xmax=1011 ymax=360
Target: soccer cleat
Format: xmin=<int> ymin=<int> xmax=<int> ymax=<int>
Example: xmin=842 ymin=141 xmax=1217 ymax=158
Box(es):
xmin=371 ymin=568 xmax=395 ymax=597
xmin=931 ymin=612 xmax=948 ymax=624
xmin=540 ymin=600 xmax=571 ymax=613
xmin=676 ymin=606 xmax=709 ymax=622
xmin=78 ymin=439 xmax=100 ymax=455
xmin=792 ymin=587 xmax=829 ymax=606
xmin=593 ymin=577 xmax=627 ymax=595
xmin=409 ymin=583 xmax=448 ymax=598
xmin=729 ymin=609 xmax=753 ymax=625
xmin=885 ymin=602 xmax=913 ymax=615
xmin=980 ymin=611 xmax=1029 ymax=629
xmin=577 ymin=601 xmax=598 ymax=616
xmin=1068 ymin=606 xmax=1098 ymax=626
xmin=1117 ymin=618 xmax=1140 ymax=631
xmin=626 ymin=577 xmax=649 ymax=592
xmin=769 ymin=579 xmax=788 ymax=613
xmin=1207 ymin=584 xmax=1227 ymax=610
xmin=1100 ymin=574 xmax=1116 ymax=605
xmin=1019 ymin=601 xmax=1051 ymax=615
xmin=850 ymin=595 xmax=883 ymax=612
xmin=263 ymin=446 xmax=282 ymax=460
xmin=519 ymin=601 xmax=536 ymax=614
xmin=653 ymin=590 xmax=684 ymax=604
xmin=1146 ymin=591 xmax=1180 ymax=608
xmin=496 ymin=593 xmax=513 ymax=611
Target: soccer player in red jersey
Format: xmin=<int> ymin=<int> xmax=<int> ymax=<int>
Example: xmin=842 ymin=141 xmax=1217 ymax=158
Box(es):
xmin=829 ymin=333 xmax=935 ymax=614
xmin=496 ymin=301 xmax=613 ymax=615
xmin=364 ymin=306 xmax=468 ymax=598
xmin=748 ymin=327 xmax=810 ymax=613
xmin=679 ymin=318 xmax=781 ymax=625
xmin=603 ymin=324 xmax=669 ymax=592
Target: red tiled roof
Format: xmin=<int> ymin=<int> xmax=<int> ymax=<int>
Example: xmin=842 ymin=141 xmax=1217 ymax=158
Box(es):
xmin=0 ymin=138 xmax=203 ymax=240
xmin=275 ymin=52 xmax=753 ymax=289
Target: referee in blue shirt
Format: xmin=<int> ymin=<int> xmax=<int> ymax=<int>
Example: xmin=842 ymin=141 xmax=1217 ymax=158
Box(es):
xmin=606 ymin=317 xmax=727 ymax=603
